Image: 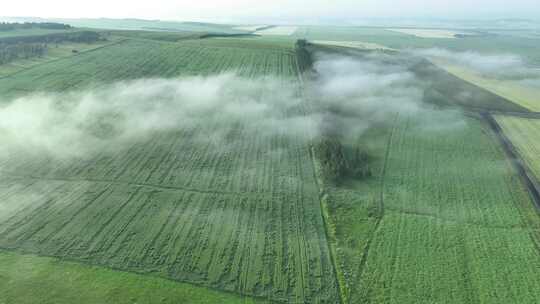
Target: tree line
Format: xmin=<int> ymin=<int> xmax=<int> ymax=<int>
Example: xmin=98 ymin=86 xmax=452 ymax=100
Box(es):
xmin=0 ymin=31 xmax=104 ymax=65
xmin=0 ymin=31 xmax=103 ymax=45
xmin=0 ymin=22 xmax=72 ymax=31
xmin=0 ymin=43 xmax=47 ymax=65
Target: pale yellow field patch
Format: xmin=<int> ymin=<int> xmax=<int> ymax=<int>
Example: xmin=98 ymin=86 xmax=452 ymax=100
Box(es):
xmin=312 ymin=40 xmax=395 ymax=51
xmin=255 ymin=26 xmax=298 ymax=36
xmin=233 ymin=25 xmax=267 ymax=32
xmin=388 ymin=28 xmax=471 ymax=38
xmin=429 ymin=57 xmax=540 ymax=111
xmin=496 ymin=116 xmax=540 ymax=181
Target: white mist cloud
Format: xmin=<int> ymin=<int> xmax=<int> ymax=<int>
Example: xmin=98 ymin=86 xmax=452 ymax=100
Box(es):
xmin=0 ymin=53 xmax=454 ymax=162
xmin=416 ymin=48 xmax=540 ymax=83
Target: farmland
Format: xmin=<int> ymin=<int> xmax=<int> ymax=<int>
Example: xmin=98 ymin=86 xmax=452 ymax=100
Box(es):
xmin=496 ymin=115 xmax=540 ymax=182
xmin=386 ymin=28 xmax=474 ymax=38
xmin=0 ymin=38 xmax=299 ymax=97
xmin=429 ymin=58 xmax=540 ymax=111
xmin=0 ymin=33 xmax=339 ymax=303
xmin=0 ymin=19 xmax=540 ymax=304
xmin=255 ymin=26 xmax=299 ymax=36
xmin=320 ymin=110 xmax=540 ymax=303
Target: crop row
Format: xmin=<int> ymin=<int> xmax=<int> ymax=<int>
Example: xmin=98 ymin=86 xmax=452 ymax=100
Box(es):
xmin=322 ymin=111 xmax=540 ymax=303
xmin=0 ymin=177 xmax=338 ymax=303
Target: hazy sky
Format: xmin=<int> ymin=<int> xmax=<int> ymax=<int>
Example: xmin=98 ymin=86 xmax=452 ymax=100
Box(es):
xmin=2 ymin=0 xmax=539 ymax=22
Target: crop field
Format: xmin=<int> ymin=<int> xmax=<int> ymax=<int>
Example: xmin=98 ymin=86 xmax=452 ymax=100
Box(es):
xmin=320 ymin=110 xmax=540 ymax=303
xmin=0 ymin=39 xmax=119 ymax=78
xmin=495 ymin=115 xmax=540 ymax=181
xmin=0 ymin=35 xmax=340 ymax=303
xmin=255 ymin=26 xmax=299 ymax=36
xmin=386 ymin=28 xmax=473 ymax=38
xmin=311 ymin=40 xmax=394 ymax=51
xmin=429 ymin=58 xmax=540 ymax=111
xmin=1 ymin=22 xmax=540 ymax=304
xmin=294 ymin=26 xmax=540 ymax=65
xmin=0 ymin=38 xmax=299 ymax=97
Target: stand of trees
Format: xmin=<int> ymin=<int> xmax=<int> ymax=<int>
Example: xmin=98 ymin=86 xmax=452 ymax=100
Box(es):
xmin=0 ymin=43 xmax=47 ymax=64
xmin=0 ymin=31 xmax=104 ymax=45
xmin=0 ymin=22 xmax=72 ymax=31
xmin=0 ymin=31 xmax=104 ymax=65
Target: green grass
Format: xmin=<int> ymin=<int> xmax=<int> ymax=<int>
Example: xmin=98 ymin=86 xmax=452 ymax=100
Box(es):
xmin=320 ymin=110 xmax=540 ymax=303
xmin=0 ymin=249 xmax=265 ymax=304
xmin=496 ymin=116 xmax=540 ymax=181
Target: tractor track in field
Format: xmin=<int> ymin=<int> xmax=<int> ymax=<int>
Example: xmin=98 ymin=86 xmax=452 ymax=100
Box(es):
xmin=482 ymin=112 xmax=540 ymax=213
xmin=349 ymin=112 xmax=398 ymax=302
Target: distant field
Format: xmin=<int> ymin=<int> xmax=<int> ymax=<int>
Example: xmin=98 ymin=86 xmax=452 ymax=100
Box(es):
xmin=0 ymin=250 xmax=264 ymax=304
xmin=322 ymin=110 xmax=540 ymax=303
xmin=48 ymin=18 xmax=246 ymax=34
xmin=0 ymin=28 xmax=77 ymax=39
xmin=294 ymin=26 xmax=540 ymax=65
xmin=255 ymin=26 xmax=298 ymax=36
xmin=0 ymin=38 xmax=299 ymax=97
xmin=429 ymin=58 xmax=540 ymax=111
xmin=0 ymin=39 xmax=119 ymax=78
xmin=311 ymin=40 xmax=394 ymax=51
xmin=496 ymin=116 xmax=540 ymax=181
xmin=233 ymin=25 xmax=267 ymax=32
xmin=387 ymin=28 xmax=472 ymax=38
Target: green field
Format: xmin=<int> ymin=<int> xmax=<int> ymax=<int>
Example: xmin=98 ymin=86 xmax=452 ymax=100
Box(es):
xmin=0 ymin=38 xmax=298 ymax=98
xmin=0 ymin=249 xmax=264 ymax=304
xmin=321 ymin=110 xmax=540 ymax=303
xmin=295 ymin=26 xmax=540 ymax=65
xmin=0 ymin=34 xmax=338 ymax=303
xmin=0 ymin=39 xmax=120 ymax=78
xmin=1 ymin=23 xmax=540 ymax=304
xmin=496 ymin=116 xmax=540 ymax=181
xmin=429 ymin=58 xmax=540 ymax=111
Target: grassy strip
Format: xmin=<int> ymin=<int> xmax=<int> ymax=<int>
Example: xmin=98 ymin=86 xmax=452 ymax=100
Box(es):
xmin=310 ymin=146 xmax=347 ymax=303
xmin=0 ymin=249 xmax=266 ymax=304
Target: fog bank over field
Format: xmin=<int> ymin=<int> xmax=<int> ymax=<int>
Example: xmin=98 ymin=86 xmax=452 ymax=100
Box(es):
xmin=415 ymin=48 xmax=540 ymax=85
xmin=0 ymin=53 xmax=447 ymax=160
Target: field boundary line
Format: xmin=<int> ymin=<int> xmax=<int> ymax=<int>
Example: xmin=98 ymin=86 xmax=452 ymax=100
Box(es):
xmin=297 ymin=44 xmax=343 ymax=303
xmin=488 ymin=111 xmax=540 ymax=119
xmin=308 ymin=145 xmax=345 ymax=304
xmin=350 ymin=112 xmax=399 ymax=301
xmin=0 ymin=173 xmax=274 ymax=199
